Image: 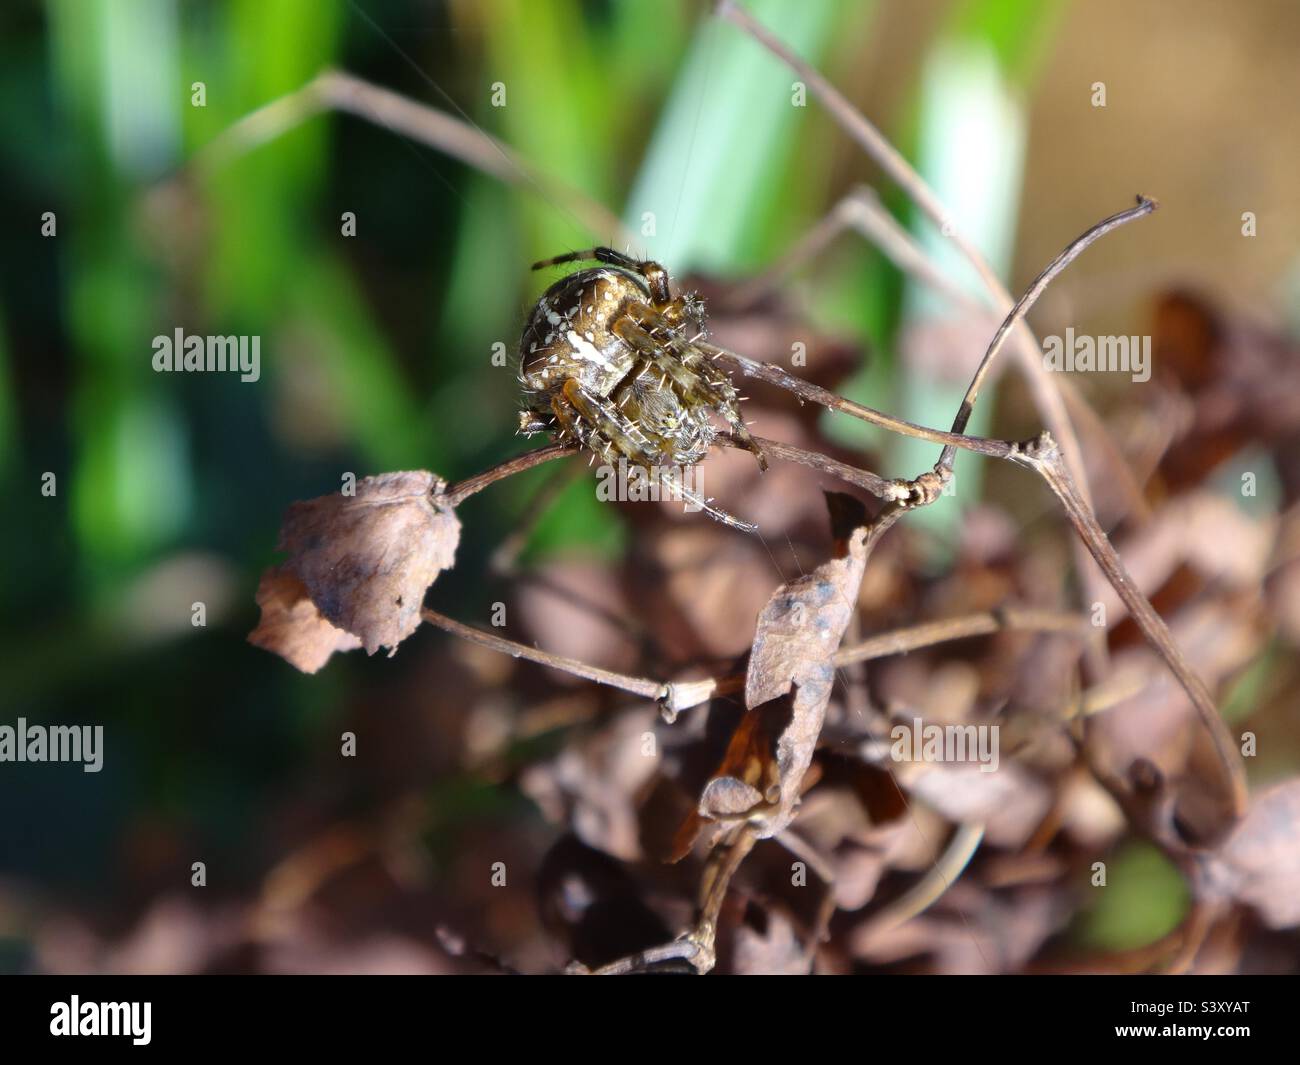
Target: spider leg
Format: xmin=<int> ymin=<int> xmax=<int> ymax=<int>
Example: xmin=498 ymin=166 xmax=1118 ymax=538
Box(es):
xmin=558 ymin=378 xmax=653 ymax=462
xmin=547 ymin=391 xmax=604 ymax=461
xmin=656 ymin=469 xmax=759 ymax=534
xmin=561 ymin=378 xmax=757 ymax=534
xmin=532 ymin=247 xmax=639 ymax=272
xmin=615 ymin=311 xmax=769 ymax=472
xmin=615 ymin=318 xmax=703 ymax=394
xmin=518 ymin=409 xmax=550 ymax=436
xmin=533 ymin=247 xmax=672 ymax=305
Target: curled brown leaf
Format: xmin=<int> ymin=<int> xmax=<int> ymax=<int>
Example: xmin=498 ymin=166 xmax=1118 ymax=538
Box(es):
xmin=744 ymin=527 xmax=871 ymax=838
xmin=732 ymin=527 xmax=871 ymax=839
xmin=1206 ymin=779 xmax=1300 ymax=930
xmin=247 ymin=567 xmax=363 ymax=674
xmin=250 ymin=470 xmax=461 ymax=669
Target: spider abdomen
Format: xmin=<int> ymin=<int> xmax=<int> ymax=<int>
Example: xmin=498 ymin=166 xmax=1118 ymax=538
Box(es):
xmin=519 ymin=267 xmax=645 ymax=398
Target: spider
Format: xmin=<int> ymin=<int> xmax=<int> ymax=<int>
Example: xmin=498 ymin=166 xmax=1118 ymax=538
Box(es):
xmin=516 ymin=247 xmax=767 ymax=531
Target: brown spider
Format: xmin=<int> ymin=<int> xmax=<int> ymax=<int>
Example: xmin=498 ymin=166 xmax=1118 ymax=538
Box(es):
xmin=517 ymin=247 xmax=767 ymax=530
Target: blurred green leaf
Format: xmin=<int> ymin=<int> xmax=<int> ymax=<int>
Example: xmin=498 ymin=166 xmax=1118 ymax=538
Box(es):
xmin=1076 ymin=841 xmax=1189 ymax=951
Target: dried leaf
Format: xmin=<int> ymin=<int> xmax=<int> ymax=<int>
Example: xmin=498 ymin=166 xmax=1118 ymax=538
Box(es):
xmin=742 ymin=526 xmax=871 ymax=837
xmin=699 ymin=776 xmax=768 ymax=819
xmin=902 ymin=760 xmax=1052 ymax=849
xmin=520 ymin=708 xmax=659 ymax=863
xmin=669 ymin=705 xmax=783 ymax=861
xmin=274 ymin=470 xmax=460 ymax=657
xmin=1086 ymin=598 xmax=1264 ymax=848
xmin=1210 ymin=780 xmax=1300 ymax=929
xmin=672 ymin=525 xmax=873 ymax=856
xmin=247 ymin=567 xmax=362 ymax=673
xmin=731 ymin=907 xmax=811 ymax=976
xmin=1148 ymin=291 xmax=1300 ymax=492
xmin=850 ymin=885 xmax=1067 ymax=974
xmin=1095 ymin=493 xmax=1272 ymax=627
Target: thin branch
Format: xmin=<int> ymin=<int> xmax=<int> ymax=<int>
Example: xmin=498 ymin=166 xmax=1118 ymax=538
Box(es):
xmin=719 ymin=433 xmax=904 ymax=500
xmin=442 ymin=442 xmax=577 ymax=507
xmin=587 ymin=823 xmax=758 ymax=975
xmin=578 ymin=938 xmax=705 ymax=976
xmin=834 ymin=605 xmax=1089 ymax=666
xmin=662 ymin=605 xmax=1089 ymax=717
xmin=716 ymin=0 xmax=1090 ymax=501
xmin=855 ymin=822 xmax=987 ymax=939
xmin=446 ymin=427 xmax=938 ymax=521
xmin=689 ymin=822 xmax=759 ymax=972
xmin=419 ymin=607 xmax=665 ymax=702
xmin=939 ymin=196 xmax=1158 ymax=471
xmin=447 ymin=431 xmax=908 ymax=519
xmin=193 ymin=69 xmax=631 ymax=245
xmin=726 ymin=185 xmax=986 ymax=315
xmin=1009 ymin=435 xmax=1248 ymax=819
xmin=701 ymin=341 xmax=1015 ymax=458
xmin=716 ymin=0 xmax=1122 ymax=680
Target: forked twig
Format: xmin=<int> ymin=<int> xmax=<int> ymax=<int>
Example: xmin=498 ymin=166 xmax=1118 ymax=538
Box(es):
xmin=939 ymin=196 xmax=1159 ymax=471
xmin=716 ymin=0 xmax=1119 ymax=682
xmin=443 ymin=429 xmax=925 ymax=515
xmin=422 ymin=601 xmax=1089 ymax=722
xmin=580 ymin=823 xmax=758 ymax=975
xmin=701 ymin=341 xmax=1016 ymax=458
xmin=706 ymin=199 xmax=1246 ymax=817
xmin=715 ymin=0 xmax=1089 ymax=497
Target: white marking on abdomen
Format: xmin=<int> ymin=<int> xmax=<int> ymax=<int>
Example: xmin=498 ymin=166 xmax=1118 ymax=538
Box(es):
xmin=567 ymin=329 xmax=617 ymax=372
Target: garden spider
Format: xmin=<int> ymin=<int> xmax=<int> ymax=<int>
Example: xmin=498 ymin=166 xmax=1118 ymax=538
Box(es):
xmin=517 ymin=247 xmax=767 ymax=531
